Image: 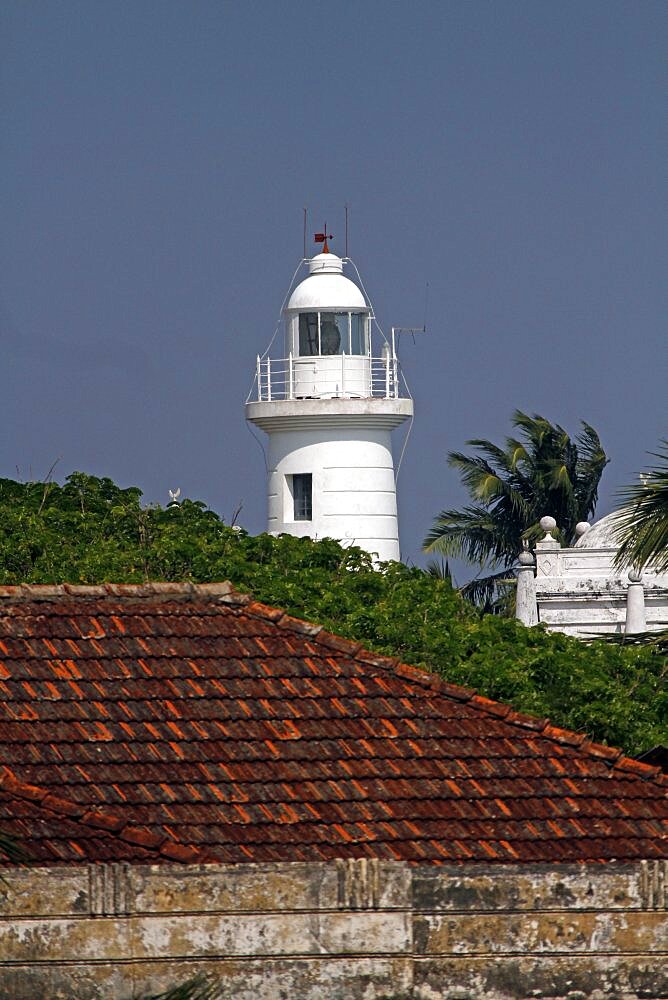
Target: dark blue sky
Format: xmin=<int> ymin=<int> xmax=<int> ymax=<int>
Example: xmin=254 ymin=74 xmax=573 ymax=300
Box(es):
xmin=2 ymin=1 xmax=666 ymax=570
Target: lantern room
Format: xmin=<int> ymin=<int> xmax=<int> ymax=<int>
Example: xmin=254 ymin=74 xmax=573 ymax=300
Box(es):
xmin=283 ymin=251 xmax=372 ymax=399
xmin=285 ymin=252 xmax=369 ymax=356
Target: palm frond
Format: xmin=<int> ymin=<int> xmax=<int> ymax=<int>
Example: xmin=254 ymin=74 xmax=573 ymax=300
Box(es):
xmin=0 ymin=830 xmax=31 ymax=866
xmin=447 ymin=453 xmax=502 ymax=497
xmin=512 ymin=410 xmax=565 ymax=451
xmin=465 ymin=439 xmax=518 ymax=475
xmin=505 ymin=439 xmax=529 ymax=472
xmin=459 ymin=569 xmax=516 ymax=614
xmin=132 ymin=973 xmax=220 ymax=1000
xmin=584 ymin=627 xmax=668 ymax=650
xmin=425 ymin=557 xmax=453 ymax=583
xmin=574 ymin=421 xmax=609 ymax=518
xmin=448 ymin=452 xmax=529 ymax=514
xmin=423 ymin=505 xmax=519 ymax=567
xmin=613 ymin=442 xmax=668 ymax=572
xmin=545 ymin=460 xmax=569 ymax=489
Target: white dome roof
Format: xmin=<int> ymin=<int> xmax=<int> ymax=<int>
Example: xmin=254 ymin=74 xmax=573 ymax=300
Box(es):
xmin=286 ymin=253 xmax=367 ymax=312
xmin=574 ymin=512 xmax=623 ymax=549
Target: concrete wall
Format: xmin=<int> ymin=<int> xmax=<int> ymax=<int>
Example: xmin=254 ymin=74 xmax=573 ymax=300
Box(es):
xmin=0 ymin=859 xmax=666 ymax=999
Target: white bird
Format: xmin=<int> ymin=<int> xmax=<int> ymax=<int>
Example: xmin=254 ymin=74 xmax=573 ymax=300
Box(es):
xmin=168 ymin=488 xmax=181 ymax=504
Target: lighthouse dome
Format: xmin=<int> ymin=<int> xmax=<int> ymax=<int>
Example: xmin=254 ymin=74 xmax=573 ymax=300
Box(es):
xmin=286 ymin=253 xmax=367 ymax=312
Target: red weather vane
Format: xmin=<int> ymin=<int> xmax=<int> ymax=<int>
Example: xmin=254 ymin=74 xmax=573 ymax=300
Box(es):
xmin=314 ymin=224 xmax=333 ymax=253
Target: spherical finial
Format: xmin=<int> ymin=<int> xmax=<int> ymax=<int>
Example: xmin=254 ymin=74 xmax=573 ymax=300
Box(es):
xmin=575 ymin=521 xmax=590 ymax=537
xmin=539 ymin=516 xmax=557 ymax=534
xmin=628 ymin=569 xmax=642 ymax=584
xmin=518 ymin=550 xmax=535 ymax=566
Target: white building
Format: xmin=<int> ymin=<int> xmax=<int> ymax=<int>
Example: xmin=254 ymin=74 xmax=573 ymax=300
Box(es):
xmin=516 ymin=514 xmax=668 ymax=637
xmin=245 ymin=244 xmax=413 ymax=563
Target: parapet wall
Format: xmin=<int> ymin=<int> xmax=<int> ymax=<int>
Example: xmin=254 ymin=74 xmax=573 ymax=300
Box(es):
xmin=533 ymin=540 xmax=668 ymax=636
xmin=0 ymin=859 xmax=666 ymax=999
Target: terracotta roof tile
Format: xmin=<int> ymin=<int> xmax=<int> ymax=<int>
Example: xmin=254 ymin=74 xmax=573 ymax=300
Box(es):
xmin=0 ymin=583 xmax=665 ymax=866
xmin=0 ymin=771 xmax=216 ymax=865
xmin=613 ymin=755 xmax=663 ymax=779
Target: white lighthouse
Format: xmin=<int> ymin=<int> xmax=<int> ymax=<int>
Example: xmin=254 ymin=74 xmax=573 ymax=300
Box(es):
xmin=245 ymin=237 xmax=413 ymax=563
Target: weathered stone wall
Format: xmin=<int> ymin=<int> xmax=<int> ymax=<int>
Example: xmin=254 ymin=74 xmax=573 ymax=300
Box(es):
xmin=0 ymin=859 xmax=666 ymax=999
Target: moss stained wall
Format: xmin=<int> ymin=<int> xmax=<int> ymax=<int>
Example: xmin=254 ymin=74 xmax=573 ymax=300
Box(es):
xmin=0 ymin=859 xmax=666 ymax=999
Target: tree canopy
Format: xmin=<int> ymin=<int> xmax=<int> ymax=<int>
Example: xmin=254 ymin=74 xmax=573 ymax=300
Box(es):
xmin=0 ymin=472 xmax=665 ymax=755
xmin=424 ymin=411 xmax=608 ymax=608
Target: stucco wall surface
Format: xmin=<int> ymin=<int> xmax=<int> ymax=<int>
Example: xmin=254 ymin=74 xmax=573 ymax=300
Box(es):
xmin=0 ymin=859 xmax=666 ymax=1000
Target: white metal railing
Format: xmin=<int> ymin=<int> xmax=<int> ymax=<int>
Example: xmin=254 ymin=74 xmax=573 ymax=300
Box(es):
xmin=252 ymin=352 xmax=402 ymax=402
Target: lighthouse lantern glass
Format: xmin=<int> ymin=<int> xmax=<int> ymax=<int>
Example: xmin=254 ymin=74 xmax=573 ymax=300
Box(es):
xmin=296 ymin=311 xmax=369 ymax=357
xmin=298 ymin=313 xmax=319 ymax=355
xmin=350 ymin=313 xmax=368 ymax=355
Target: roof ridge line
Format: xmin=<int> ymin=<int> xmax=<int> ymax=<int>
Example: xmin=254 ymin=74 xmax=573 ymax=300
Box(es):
xmin=0 ymin=581 xmax=246 ymax=602
xmin=242 ymin=601 xmax=667 ymax=790
xmin=0 ymin=768 xmax=217 ymax=865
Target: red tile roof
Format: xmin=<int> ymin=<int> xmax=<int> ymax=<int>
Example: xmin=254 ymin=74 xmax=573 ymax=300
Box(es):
xmin=0 ymin=771 xmax=215 ymax=864
xmin=0 ymin=583 xmax=665 ymax=865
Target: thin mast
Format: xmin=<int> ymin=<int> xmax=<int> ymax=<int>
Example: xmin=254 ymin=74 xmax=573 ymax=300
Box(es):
xmin=345 ymin=203 xmax=349 ymax=257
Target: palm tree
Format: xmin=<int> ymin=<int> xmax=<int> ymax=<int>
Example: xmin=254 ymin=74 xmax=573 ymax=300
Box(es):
xmin=613 ymin=441 xmax=668 ymax=573
xmin=424 ymin=410 xmax=608 ymax=609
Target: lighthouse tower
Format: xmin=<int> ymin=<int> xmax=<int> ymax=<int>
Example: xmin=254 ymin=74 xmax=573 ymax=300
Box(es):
xmin=245 ymin=237 xmax=413 ymax=562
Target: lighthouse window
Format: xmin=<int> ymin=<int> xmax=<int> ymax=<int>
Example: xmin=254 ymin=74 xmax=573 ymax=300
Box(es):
xmin=292 ymin=474 xmax=312 ymax=521
xmin=350 ymin=314 xmax=369 ymax=355
xmin=299 ymin=313 xmax=319 ymax=356
xmin=298 ymin=311 xmax=363 ymax=356
xmin=320 ymin=313 xmax=346 ymax=355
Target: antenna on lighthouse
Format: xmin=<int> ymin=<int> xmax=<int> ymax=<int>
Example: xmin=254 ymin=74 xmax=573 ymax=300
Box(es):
xmin=392 ymin=284 xmax=430 ymax=346
xmin=392 ymin=326 xmax=427 ymax=345
xmin=303 ymin=207 xmax=307 ymax=259
xmin=345 ymin=203 xmax=349 ymax=257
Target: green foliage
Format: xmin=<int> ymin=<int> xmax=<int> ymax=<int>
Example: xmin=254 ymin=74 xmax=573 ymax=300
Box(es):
xmin=129 ymin=974 xmax=220 ymax=1000
xmin=424 ymin=411 xmax=608 ymax=608
xmin=0 ymin=473 xmax=665 ymax=755
xmin=0 ymin=830 xmax=31 ymax=867
xmin=613 ymin=440 xmax=668 ymax=573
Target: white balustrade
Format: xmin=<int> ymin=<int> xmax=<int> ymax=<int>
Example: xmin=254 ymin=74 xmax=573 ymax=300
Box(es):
xmin=253 ymin=354 xmax=402 ymax=402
